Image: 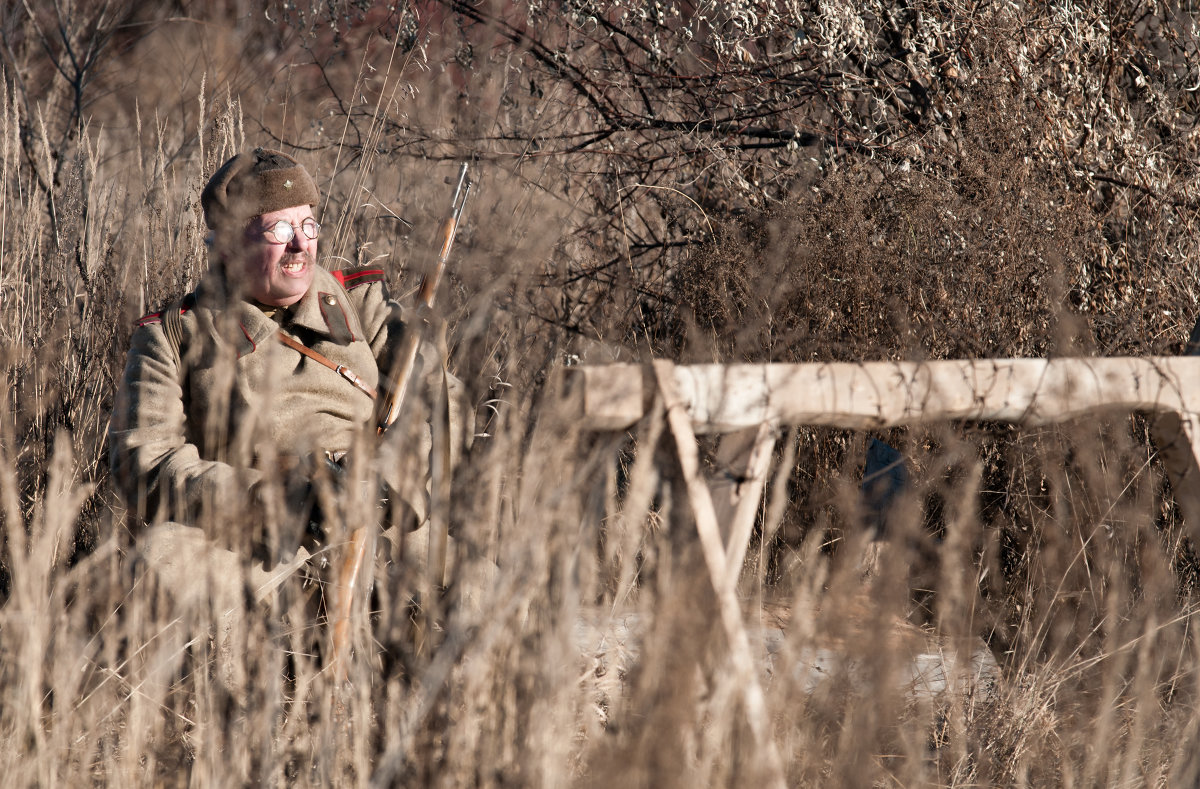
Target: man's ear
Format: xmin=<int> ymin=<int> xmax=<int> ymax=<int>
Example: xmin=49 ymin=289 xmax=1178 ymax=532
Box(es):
xmin=207 ymin=230 xmax=237 ymax=268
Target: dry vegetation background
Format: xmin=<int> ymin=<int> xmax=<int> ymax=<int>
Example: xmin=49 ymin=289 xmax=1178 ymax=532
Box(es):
xmin=4 ymin=0 xmax=1200 ymax=785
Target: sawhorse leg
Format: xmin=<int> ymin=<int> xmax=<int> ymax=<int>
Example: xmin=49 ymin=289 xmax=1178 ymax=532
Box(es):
xmin=1153 ymin=411 xmax=1200 ymax=547
xmin=653 ymin=360 xmax=786 ymax=789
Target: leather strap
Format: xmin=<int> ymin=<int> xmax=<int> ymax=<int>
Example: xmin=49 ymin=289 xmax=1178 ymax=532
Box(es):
xmin=162 ymin=293 xmax=196 ymax=366
xmin=277 ymin=330 xmax=378 ymax=400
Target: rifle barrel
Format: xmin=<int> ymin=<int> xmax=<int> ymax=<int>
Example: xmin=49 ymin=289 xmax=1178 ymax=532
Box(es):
xmin=333 ymin=164 xmax=473 ymax=682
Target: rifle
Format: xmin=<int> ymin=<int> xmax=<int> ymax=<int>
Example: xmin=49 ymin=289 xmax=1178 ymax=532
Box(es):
xmin=330 ymin=163 xmax=473 ymax=682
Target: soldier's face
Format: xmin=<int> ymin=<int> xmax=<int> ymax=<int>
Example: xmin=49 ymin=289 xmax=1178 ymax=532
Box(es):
xmin=238 ymin=205 xmax=317 ymax=306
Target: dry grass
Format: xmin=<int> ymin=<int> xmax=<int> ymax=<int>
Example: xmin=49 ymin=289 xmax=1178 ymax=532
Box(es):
xmin=2 ymin=1 xmax=1200 ymax=786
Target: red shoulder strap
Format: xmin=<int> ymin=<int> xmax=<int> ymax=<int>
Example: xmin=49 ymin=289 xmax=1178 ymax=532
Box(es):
xmin=332 ymin=267 xmax=384 ymax=289
xmin=135 ymin=293 xmax=194 ymax=327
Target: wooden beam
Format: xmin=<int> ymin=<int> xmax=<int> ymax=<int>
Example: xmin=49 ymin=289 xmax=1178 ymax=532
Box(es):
xmin=564 ymin=358 xmax=1200 ymax=433
xmin=567 ymin=356 xmax=1200 ymax=542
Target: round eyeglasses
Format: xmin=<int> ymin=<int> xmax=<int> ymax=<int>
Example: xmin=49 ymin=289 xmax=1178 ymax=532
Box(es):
xmin=260 ymin=218 xmax=321 ymax=244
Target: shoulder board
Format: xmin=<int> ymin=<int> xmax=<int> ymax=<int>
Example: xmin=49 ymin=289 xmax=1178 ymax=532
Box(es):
xmin=135 ymin=293 xmax=195 ymax=327
xmin=332 ymin=267 xmax=385 ymax=290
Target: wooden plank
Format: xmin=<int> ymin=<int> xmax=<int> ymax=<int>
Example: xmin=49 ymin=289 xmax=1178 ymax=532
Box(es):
xmin=565 ymin=358 xmax=1200 ymax=433
xmin=709 ymin=423 xmax=778 ymax=590
xmin=562 ymin=362 xmax=653 ymax=431
xmin=708 ymin=426 xmax=766 ymax=546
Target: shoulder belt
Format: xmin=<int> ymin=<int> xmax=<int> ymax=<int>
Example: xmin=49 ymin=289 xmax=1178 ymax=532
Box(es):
xmin=277 ymin=331 xmax=378 ymax=401
xmin=137 ymin=293 xmax=196 ymax=365
xmin=136 ymin=292 xmax=196 ymax=326
xmin=331 ymin=267 xmax=385 ymax=290
xmin=162 ymin=293 xmax=197 ymax=361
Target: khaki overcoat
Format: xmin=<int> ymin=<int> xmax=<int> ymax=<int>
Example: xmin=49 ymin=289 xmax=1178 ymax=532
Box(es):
xmin=109 ymin=262 xmax=430 ymax=531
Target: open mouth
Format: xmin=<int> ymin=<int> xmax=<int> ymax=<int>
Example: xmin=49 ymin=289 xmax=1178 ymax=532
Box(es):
xmin=280 ymin=257 xmax=308 ymax=276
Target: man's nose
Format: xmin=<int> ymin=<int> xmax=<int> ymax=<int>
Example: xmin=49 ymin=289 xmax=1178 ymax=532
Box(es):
xmin=286 ymin=231 xmax=304 ymax=251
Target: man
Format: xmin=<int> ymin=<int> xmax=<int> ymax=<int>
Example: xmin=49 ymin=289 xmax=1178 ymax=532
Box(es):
xmin=109 ymin=147 xmax=453 ymax=609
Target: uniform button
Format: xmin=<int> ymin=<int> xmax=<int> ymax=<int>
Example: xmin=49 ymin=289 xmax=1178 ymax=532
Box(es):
xmin=323 ymin=294 xmax=337 ymax=305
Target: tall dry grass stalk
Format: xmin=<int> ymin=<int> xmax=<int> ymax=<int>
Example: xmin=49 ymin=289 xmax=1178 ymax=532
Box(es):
xmin=0 ymin=1 xmax=1199 ymax=786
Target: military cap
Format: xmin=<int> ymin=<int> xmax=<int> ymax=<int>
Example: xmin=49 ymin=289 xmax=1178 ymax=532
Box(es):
xmin=201 ymin=147 xmax=320 ymax=230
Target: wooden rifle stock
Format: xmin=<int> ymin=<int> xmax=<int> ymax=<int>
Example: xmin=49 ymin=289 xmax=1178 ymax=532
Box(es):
xmin=330 ymin=163 xmax=472 ymax=683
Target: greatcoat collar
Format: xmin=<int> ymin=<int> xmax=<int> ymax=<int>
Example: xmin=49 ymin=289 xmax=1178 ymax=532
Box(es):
xmin=193 ymin=263 xmax=360 ymax=356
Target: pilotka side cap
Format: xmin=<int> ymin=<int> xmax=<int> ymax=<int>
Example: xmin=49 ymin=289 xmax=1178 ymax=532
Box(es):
xmin=201 ymin=147 xmax=320 ymax=230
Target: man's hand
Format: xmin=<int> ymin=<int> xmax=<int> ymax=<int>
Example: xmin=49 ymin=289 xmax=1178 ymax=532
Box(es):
xmin=303 ymin=453 xmax=389 ymax=546
xmin=304 ymin=454 xmax=347 ymax=543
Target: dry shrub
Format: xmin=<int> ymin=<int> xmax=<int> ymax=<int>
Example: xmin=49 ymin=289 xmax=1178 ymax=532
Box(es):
xmin=675 ymin=72 xmax=1096 ymax=365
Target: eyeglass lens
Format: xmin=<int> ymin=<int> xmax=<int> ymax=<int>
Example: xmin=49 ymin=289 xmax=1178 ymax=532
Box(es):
xmin=268 ymin=219 xmax=320 ymax=243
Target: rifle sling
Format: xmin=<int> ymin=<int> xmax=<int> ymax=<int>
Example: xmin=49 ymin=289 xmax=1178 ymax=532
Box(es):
xmin=277 ymin=330 xmax=378 ymax=401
